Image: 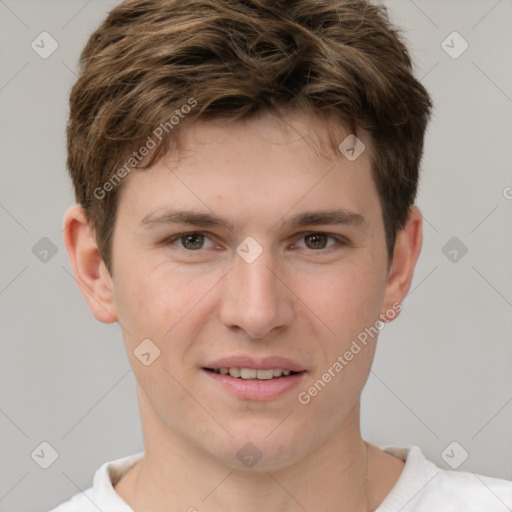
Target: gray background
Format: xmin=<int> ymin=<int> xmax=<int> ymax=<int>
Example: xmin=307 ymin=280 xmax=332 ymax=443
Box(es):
xmin=0 ymin=0 xmax=511 ymax=511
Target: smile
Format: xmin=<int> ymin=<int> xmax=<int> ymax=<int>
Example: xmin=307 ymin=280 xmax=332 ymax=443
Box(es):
xmin=203 ymin=367 xmax=306 ymax=400
xmin=208 ymin=367 xmax=299 ymax=380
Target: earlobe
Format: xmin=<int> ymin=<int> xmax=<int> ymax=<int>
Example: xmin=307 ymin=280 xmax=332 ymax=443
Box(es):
xmin=380 ymin=206 xmax=423 ymax=320
xmin=62 ymin=205 xmax=118 ymax=324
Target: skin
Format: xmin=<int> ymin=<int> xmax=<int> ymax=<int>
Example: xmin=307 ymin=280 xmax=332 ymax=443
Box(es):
xmin=63 ymin=109 xmax=422 ymax=512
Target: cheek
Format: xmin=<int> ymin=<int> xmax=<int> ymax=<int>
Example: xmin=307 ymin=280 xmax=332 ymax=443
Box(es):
xmin=115 ymin=270 xmax=203 ymax=405
xmin=113 ymin=264 xmax=219 ymax=354
xmin=304 ymin=259 xmax=385 ymax=340
xmin=296 ymin=268 xmax=381 ymax=425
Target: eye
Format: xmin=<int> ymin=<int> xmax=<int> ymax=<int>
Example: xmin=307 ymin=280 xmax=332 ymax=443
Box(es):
xmin=164 ymin=231 xmax=348 ymax=254
xmin=294 ymin=232 xmax=347 ymax=252
xmin=166 ymin=232 xmax=216 ymax=251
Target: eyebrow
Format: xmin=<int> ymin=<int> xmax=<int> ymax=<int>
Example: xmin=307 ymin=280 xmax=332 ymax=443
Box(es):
xmin=139 ymin=208 xmax=367 ymax=232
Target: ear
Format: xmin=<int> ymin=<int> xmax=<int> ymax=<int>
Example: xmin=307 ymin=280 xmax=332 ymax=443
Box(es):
xmin=380 ymin=206 xmax=423 ymax=321
xmin=62 ymin=205 xmax=118 ymax=323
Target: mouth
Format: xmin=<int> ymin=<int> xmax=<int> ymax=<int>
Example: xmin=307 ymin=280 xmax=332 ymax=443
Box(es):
xmin=203 ymin=367 xmax=303 ymax=380
xmin=201 ymin=357 xmax=307 ymax=400
xmin=202 ymin=354 xmax=308 ymax=401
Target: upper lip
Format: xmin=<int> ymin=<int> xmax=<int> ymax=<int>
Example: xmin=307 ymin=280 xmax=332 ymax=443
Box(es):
xmin=204 ymin=356 xmax=306 ymax=373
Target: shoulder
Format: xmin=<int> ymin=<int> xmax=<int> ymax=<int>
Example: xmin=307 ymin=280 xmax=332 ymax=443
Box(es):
xmin=47 ymin=452 xmax=144 ymax=512
xmin=377 ymin=445 xmax=512 ymax=512
xmin=48 ymin=488 xmax=96 ymax=512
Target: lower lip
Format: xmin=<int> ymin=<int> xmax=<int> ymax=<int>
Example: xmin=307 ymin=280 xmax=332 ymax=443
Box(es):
xmin=203 ymin=369 xmax=306 ymax=401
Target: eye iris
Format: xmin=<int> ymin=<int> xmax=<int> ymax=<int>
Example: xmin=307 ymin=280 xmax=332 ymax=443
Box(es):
xmin=305 ymin=233 xmax=328 ymax=249
xmin=182 ymin=234 xmax=204 ymax=250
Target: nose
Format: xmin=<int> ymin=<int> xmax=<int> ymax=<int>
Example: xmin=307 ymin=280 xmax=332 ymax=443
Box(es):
xmin=219 ymin=245 xmax=295 ymax=339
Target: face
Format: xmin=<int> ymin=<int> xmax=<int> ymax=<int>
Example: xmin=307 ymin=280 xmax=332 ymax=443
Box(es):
xmin=107 ymin=110 xmax=396 ymax=470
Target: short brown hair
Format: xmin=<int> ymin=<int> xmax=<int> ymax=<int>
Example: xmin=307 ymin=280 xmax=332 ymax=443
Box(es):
xmin=67 ymin=0 xmax=432 ymax=274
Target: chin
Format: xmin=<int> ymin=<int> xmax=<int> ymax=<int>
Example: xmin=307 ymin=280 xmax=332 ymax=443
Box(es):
xmin=205 ymin=423 xmax=307 ymax=472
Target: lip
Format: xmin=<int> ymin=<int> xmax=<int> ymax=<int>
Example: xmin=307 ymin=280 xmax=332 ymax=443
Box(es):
xmin=202 ymin=355 xmax=308 ymax=401
xmin=203 ymin=368 xmax=306 ymax=401
xmin=204 ymin=356 xmax=306 ymax=373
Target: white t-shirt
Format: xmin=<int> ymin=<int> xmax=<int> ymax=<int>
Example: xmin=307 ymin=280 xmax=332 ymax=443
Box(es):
xmin=49 ymin=445 xmax=512 ymax=511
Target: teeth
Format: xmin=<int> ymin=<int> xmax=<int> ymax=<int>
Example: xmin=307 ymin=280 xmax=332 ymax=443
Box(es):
xmin=256 ymin=369 xmax=274 ymax=380
xmin=213 ymin=367 xmax=296 ymax=379
xmin=229 ymin=367 xmax=241 ymax=378
xmin=240 ymin=368 xmax=257 ymax=379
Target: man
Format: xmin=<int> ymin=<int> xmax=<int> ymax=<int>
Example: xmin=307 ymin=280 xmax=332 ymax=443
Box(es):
xmin=51 ymin=0 xmax=512 ymax=510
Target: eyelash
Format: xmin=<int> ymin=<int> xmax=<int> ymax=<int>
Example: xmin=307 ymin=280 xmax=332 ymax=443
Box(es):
xmin=164 ymin=231 xmax=349 ymax=254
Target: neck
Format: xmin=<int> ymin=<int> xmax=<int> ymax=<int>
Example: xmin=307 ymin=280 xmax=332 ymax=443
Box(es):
xmin=117 ymin=395 xmax=374 ymax=512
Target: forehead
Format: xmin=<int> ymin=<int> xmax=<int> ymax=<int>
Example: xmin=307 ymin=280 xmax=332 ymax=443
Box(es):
xmin=116 ymin=110 xmax=380 ymax=231
xmin=171 ymin=110 xmax=370 ymax=169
